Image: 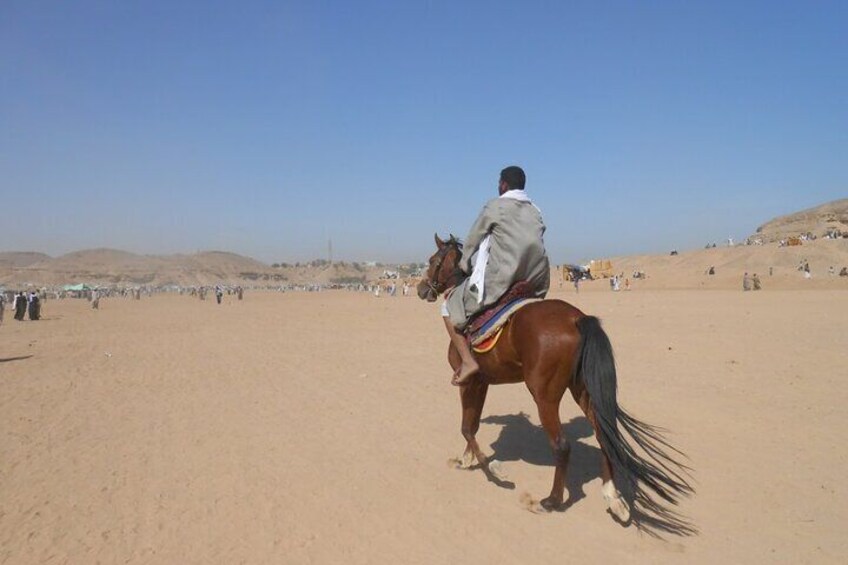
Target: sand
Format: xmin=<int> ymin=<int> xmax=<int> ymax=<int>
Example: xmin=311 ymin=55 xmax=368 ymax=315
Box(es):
xmin=1 ymin=287 xmax=846 ymax=564
xmin=603 ymin=237 xmax=848 ymax=291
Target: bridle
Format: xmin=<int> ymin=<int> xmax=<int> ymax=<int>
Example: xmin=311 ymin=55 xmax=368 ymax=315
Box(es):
xmin=424 ymin=240 xmax=466 ymax=297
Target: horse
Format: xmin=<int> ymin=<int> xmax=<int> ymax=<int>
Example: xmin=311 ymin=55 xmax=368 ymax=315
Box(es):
xmin=418 ymin=234 xmax=694 ymax=533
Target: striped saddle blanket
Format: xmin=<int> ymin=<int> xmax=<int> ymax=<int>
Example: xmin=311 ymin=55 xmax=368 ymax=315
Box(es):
xmin=468 ymin=297 xmax=541 ymax=353
xmin=464 ymin=281 xmax=542 ymax=353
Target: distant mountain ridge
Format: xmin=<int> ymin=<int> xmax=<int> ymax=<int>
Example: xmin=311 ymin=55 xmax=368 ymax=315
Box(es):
xmin=0 ymin=248 xmax=395 ymax=287
xmin=0 ymin=252 xmax=52 ymax=269
xmin=2 ymin=199 xmax=846 ymax=288
xmin=0 ymin=249 xmax=282 ymax=287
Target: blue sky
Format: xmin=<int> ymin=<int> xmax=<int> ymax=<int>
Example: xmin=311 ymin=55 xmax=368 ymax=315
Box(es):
xmin=1 ymin=1 xmax=846 ymax=264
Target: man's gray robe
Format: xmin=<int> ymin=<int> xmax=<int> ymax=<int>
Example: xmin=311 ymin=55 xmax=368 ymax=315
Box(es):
xmin=445 ymin=191 xmax=550 ymax=330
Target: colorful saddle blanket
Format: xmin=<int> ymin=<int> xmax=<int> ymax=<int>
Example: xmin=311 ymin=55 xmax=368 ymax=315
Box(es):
xmin=464 ymin=281 xmax=542 ymax=351
xmin=469 ymin=297 xmax=541 ymax=352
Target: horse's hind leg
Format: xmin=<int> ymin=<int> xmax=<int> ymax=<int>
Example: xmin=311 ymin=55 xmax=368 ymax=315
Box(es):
xmin=535 ymin=398 xmax=570 ymax=510
xmin=572 ymin=387 xmax=631 ymax=522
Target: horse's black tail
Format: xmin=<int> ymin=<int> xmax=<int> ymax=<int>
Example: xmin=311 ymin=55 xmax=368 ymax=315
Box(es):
xmin=575 ymin=315 xmax=696 ymax=536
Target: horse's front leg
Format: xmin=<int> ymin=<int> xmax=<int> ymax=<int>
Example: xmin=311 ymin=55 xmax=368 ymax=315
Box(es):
xmin=457 ymin=377 xmax=489 ymax=464
xmin=448 ymin=345 xmax=503 ymax=478
xmin=457 ymin=379 xmax=508 ymax=482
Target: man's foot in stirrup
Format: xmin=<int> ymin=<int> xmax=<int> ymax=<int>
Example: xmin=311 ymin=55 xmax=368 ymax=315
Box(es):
xmin=451 ymin=361 xmax=480 ymax=386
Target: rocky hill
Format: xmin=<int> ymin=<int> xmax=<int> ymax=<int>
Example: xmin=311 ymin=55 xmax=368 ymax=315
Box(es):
xmin=0 ymin=252 xmax=52 ymax=269
xmin=574 ymin=198 xmax=848 ymax=290
xmin=750 ymin=198 xmax=848 ymax=243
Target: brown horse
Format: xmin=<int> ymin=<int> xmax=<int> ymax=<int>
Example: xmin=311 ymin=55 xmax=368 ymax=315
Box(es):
xmin=418 ymin=235 xmax=694 ymax=534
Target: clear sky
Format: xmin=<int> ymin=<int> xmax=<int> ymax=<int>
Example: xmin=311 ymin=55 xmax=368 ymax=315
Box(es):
xmin=2 ymin=1 xmax=846 ymax=264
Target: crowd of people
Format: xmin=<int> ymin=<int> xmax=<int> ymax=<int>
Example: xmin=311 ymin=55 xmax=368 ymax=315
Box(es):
xmin=0 ymin=290 xmax=42 ymax=323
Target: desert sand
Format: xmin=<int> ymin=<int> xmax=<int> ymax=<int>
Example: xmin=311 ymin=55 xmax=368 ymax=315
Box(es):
xmin=1 ymin=286 xmax=847 ymax=564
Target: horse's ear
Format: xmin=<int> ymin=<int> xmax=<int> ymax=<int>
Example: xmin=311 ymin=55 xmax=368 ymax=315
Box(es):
xmin=434 ymin=233 xmax=445 ymax=248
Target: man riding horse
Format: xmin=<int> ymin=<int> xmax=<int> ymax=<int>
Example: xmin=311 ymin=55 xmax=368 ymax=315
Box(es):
xmin=440 ymin=165 xmax=550 ymax=385
xmin=418 ymin=169 xmax=694 ymax=528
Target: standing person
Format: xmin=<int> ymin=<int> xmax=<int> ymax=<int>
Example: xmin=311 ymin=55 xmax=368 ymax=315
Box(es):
xmin=442 ymin=166 xmax=550 ymax=386
xmin=0 ymin=292 xmax=5 ymax=324
xmin=743 ymin=272 xmax=752 ymax=291
xmin=215 ymin=285 xmax=224 ymax=304
xmin=91 ymin=288 xmax=100 ymax=310
xmin=28 ymin=292 xmax=41 ymax=320
xmin=14 ymin=291 xmax=28 ymax=321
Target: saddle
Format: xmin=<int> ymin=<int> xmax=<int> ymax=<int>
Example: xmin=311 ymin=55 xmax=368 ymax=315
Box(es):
xmin=463 ymin=281 xmax=542 ymax=353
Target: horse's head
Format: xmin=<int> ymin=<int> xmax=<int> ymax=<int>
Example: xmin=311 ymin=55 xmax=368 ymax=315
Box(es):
xmin=417 ymin=233 xmax=464 ymax=302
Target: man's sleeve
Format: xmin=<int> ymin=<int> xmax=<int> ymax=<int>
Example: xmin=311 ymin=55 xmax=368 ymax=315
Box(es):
xmin=461 ymin=200 xmax=498 ymax=273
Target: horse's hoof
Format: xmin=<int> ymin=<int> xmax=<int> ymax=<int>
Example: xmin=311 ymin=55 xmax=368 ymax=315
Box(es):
xmin=448 ymin=453 xmax=475 ymax=470
xmin=608 ymin=496 xmax=631 ymax=522
xmin=602 ymin=481 xmax=631 ymax=522
xmin=448 ymin=458 xmax=467 ymax=469
xmin=540 ymin=496 xmax=563 ymax=512
xmin=488 ymin=459 xmax=508 ymax=481
xmin=520 ymin=492 xmax=547 ymax=514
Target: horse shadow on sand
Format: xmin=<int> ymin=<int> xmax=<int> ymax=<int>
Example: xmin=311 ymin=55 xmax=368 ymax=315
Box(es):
xmin=481 ymin=412 xmax=599 ymax=507
xmin=480 ymin=412 xmax=697 ymax=538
